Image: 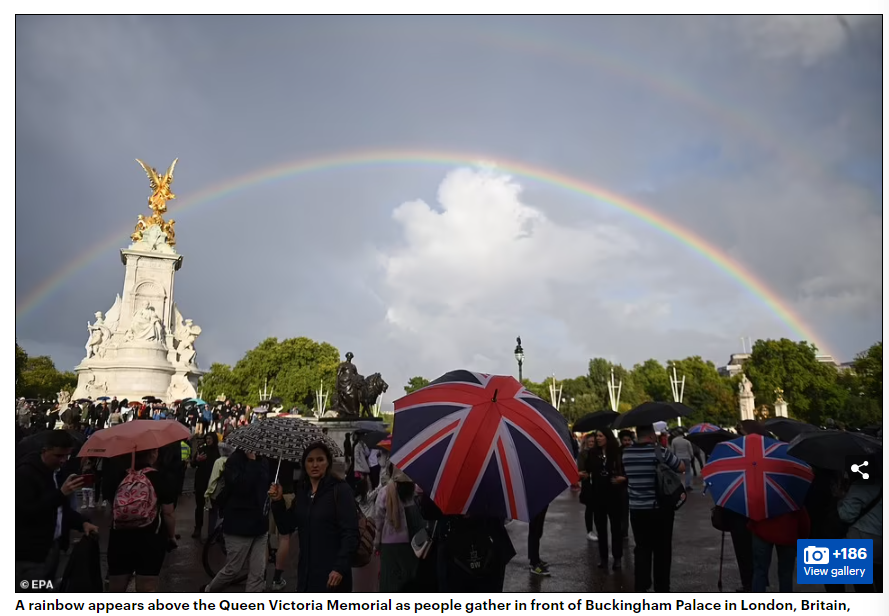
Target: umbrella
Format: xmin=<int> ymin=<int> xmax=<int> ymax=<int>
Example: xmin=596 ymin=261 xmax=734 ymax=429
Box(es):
xmin=702 ymin=434 xmax=813 ymax=521
xmin=389 ymin=370 xmax=578 ymax=522
xmin=96 ymin=396 xmax=111 ymax=401
xmin=572 ymin=411 xmax=619 ymax=434
xmin=787 ymin=430 xmax=882 ymax=471
xmin=688 ymin=423 xmax=721 ymax=434
xmin=739 ymin=420 xmax=771 ymax=437
xmin=352 ymin=420 xmax=388 ymax=433
xmin=612 ymin=401 xmax=693 ymax=429
xmin=75 ymin=399 xmax=91 ymax=404
xmin=686 ymin=429 xmax=736 ymax=456
xmin=224 ymin=416 xmax=343 ymax=462
xmin=373 ymin=437 xmax=392 ymax=451
xmin=763 ymin=417 xmax=819 ymax=442
xmin=188 ymin=398 xmax=207 ymax=406
xmin=128 ymin=401 xmax=143 ymax=408
xmin=78 ymin=420 xmax=191 ymax=459
xmin=17 ymin=430 xmax=87 ymax=461
xmin=361 ymin=430 xmax=389 ymax=448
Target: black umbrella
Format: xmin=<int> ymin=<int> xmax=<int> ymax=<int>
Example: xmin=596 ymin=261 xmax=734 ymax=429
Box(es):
xmin=612 ymin=401 xmax=693 ymax=429
xmin=763 ymin=417 xmax=819 ymax=442
xmin=572 ymin=410 xmax=619 ymax=433
xmin=360 ymin=430 xmax=389 ymax=448
xmin=686 ymin=429 xmax=736 ymax=456
xmin=224 ymin=416 xmax=343 ymax=462
xmin=17 ymin=430 xmax=87 ymax=461
xmin=787 ymin=430 xmax=882 ymax=471
xmin=739 ymin=420 xmax=771 ymax=437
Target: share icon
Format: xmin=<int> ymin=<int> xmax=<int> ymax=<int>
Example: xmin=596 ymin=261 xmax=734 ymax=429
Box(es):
xmin=850 ymin=460 xmax=869 ymax=480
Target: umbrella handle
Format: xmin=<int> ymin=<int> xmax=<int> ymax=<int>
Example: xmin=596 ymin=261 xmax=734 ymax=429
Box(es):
xmin=717 ymin=531 xmax=725 ymax=592
xmin=274 ymin=456 xmax=282 ymax=484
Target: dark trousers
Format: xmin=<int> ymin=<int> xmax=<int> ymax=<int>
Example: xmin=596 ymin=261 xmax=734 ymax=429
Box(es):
xmin=594 ymin=496 xmax=623 ymax=562
xmin=752 ymin=536 xmax=795 ymax=592
xmin=729 ymin=522 xmax=754 ymax=590
xmin=630 ymin=508 xmax=675 ymax=592
xmin=584 ymin=503 xmax=594 ymax=533
xmin=370 ymin=465 xmax=381 ymax=489
xmin=195 ymin=493 xmax=206 ymax=529
xmin=528 ymin=506 xmax=548 ymax=565
xmin=621 ymin=491 xmax=630 ymax=538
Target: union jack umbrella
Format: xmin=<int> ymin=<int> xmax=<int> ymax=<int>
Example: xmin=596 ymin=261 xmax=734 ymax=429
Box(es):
xmin=688 ymin=423 xmax=721 ymax=434
xmin=390 ymin=370 xmax=579 ymax=522
xmin=701 ymin=434 xmax=814 ymax=521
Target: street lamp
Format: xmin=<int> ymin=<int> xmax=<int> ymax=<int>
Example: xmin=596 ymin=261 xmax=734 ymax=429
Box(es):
xmin=514 ymin=336 xmax=524 ymax=382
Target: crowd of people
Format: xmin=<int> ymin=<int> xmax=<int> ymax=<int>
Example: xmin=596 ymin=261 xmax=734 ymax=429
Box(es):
xmin=14 ymin=395 xmax=883 ymax=595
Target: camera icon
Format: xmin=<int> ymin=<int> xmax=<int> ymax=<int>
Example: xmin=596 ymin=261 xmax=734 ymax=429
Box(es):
xmin=804 ymin=546 xmax=830 ymax=565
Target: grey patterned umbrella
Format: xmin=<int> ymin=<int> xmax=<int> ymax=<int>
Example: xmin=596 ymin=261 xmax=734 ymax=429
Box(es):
xmin=224 ymin=416 xmax=343 ymax=462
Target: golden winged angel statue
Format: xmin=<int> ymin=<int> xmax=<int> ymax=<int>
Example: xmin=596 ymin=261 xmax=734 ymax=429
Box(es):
xmin=132 ymin=158 xmax=178 ymax=244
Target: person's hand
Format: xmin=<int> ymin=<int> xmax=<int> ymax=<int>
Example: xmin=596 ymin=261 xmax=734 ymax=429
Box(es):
xmin=611 ymin=476 xmax=626 ymax=485
xmin=579 ymin=471 xmax=589 ymax=479
xmin=60 ymin=475 xmax=85 ymax=496
xmin=81 ymin=522 xmax=99 ymax=536
xmin=268 ymin=484 xmax=283 ymax=501
xmin=327 ymin=571 xmax=343 ymax=588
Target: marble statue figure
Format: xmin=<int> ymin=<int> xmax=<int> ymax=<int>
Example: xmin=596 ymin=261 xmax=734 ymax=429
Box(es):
xmin=126 ymin=300 xmax=165 ymax=342
xmin=86 ymin=312 xmax=110 ymax=359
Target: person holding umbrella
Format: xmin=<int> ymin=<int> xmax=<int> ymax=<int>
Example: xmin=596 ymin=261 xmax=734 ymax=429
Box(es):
xmin=269 ymin=441 xmax=359 ymax=592
xmin=703 ymin=433 xmax=815 ymax=594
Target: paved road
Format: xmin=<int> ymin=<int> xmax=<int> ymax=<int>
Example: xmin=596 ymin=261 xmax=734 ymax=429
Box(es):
xmin=81 ymin=471 xmax=829 ymax=593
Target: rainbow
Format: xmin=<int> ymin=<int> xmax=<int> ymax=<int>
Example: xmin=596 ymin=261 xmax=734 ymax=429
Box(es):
xmin=15 ymin=149 xmax=830 ymax=355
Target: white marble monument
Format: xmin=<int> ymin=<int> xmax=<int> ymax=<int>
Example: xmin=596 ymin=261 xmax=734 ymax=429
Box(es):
xmin=738 ymin=373 xmax=755 ymax=421
xmin=72 ymin=159 xmax=203 ymax=402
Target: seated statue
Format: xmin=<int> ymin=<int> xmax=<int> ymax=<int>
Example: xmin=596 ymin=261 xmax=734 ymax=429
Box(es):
xmin=126 ymin=300 xmax=165 ymax=342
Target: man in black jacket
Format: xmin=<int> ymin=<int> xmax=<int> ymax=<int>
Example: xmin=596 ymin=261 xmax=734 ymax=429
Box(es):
xmin=15 ymin=430 xmax=98 ymax=592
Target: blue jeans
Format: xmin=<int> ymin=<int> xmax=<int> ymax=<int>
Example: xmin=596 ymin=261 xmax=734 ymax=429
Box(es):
xmin=680 ymin=459 xmax=692 ymax=488
xmin=752 ymin=535 xmax=795 ymax=592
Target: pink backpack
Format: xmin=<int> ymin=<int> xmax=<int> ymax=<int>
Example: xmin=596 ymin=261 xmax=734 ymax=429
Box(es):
xmin=112 ymin=468 xmax=159 ymax=530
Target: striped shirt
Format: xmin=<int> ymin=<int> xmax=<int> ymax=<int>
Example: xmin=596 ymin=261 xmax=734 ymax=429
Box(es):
xmin=622 ymin=443 xmax=682 ymax=510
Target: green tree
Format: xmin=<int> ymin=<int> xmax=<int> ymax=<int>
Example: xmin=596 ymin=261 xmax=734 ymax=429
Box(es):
xmin=668 ymin=356 xmax=736 ymax=426
xmin=404 ymin=376 xmax=430 ymax=394
xmin=198 ymin=363 xmax=236 ymax=402
xmin=238 ymin=337 xmax=340 ymax=408
xmin=852 ymin=342 xmax=882 ymax=408
xmin=744 ymin=338 xmax=841 ymax=425
xmin=18 ymin=354 xmax=77 ymax=400
xmin=16 ymin=341 xmax=28 ymax=397
xmin=630 ymin=359 xmax=672 ymax=404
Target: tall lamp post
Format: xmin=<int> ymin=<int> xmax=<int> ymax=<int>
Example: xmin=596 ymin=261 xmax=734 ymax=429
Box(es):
xmin=514 ymin=336 xmax=524 ymax=382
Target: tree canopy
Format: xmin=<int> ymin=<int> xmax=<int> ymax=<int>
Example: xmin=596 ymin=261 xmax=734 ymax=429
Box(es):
xmin=402 ymin=339 xmax=882 ymax=429
xmin=198 ymin=337 xmax=340 ymax=411
xmin=15 ymin=342 xmax=77 ymax=400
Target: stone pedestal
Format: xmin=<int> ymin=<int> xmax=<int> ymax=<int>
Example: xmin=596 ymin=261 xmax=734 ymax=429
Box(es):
xmin=72 ymin=227 xmax=203 ymax=402
xmin=306 ymin=417 xmax=385 ymax=464
xmin=774 ymin=400 xmax=788 ymax=418
xmin=739 ymin=394 xmax=755 ymax=422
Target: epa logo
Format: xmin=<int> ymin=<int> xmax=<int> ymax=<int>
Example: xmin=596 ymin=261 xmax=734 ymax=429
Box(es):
xmin=803 ymin=546 xmax=830 ymax=565
xmin=19 ymin=580 xmax=54 ymax=590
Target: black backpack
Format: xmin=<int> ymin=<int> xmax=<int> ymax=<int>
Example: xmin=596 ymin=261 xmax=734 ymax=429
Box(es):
xmin=654 ymin=445 xmax=687 ymax=510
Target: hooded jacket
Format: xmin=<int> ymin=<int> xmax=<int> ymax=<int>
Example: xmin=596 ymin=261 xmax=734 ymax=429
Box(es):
xmin=15 ymin=452 xmax=85 ymax=562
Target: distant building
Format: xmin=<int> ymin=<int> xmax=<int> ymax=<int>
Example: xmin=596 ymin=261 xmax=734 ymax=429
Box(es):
xmin=718 ymin=353 xmax=750 ymax=377
xmin=718 ymin=351 xmax=845 ymax=377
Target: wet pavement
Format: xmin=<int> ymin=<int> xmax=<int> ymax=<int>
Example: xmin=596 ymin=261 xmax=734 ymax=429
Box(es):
xmin=81 ymin=471 xmax=829 ymax=593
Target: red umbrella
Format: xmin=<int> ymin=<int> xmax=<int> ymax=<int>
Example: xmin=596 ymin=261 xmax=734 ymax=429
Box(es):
xmin=390 ymin=370 xmax=578 ymax=522
xmin=78 ymin=420 xmax=190 ymax=459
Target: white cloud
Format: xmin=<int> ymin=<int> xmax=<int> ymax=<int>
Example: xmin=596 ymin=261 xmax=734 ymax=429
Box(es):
xmin=376 ymin=167 xmax=649 ymax=374
xmin=735 ymin=15 xmax=874 ymax=65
